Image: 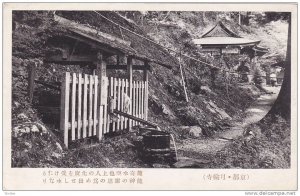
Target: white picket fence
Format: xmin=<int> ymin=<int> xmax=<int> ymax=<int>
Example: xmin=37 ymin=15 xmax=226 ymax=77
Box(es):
xmin=60 ymin=72 xmax=148 ymax=148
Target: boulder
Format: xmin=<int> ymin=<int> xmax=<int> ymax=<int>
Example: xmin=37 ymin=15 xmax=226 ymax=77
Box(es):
xmin=161 ymin=104 xmax=176 ymax=119
xmin=181 ymin=126 xmax=203 ymax=138
xmin=188 ymin=126 xmax=203 ymax=138
xmin=24 ymin=142 xmax=32 ymax=149
xmin=173 ymin=157 xmax=211 ymax=168
xmin=207 ymin=100 xmax=232 ymax=120
xmin=200 ymin=85 xmax=212 ymax=94
xmin=152 ymin=163 xmax=170 ymax=168
xmin=13 ymin=101 xmax=21 ymax=108
xmin=51 ymin=152 xmax=62 ymax=159
xmin=35 ymin=122 xmax=48 ymax=133
xmin=13 ymin=125 xmax=30 ymax=137
xmin=17 ymin=113 xmax=29 ymax=120
xmin=31 ymin=125 xmax=39 ymax=133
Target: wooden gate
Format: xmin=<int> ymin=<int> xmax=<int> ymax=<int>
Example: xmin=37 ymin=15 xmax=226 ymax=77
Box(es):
xmin=60 ymin=72 xmax=148 ymax=148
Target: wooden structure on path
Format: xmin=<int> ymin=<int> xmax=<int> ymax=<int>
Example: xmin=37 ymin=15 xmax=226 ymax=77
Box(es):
xmin=28 ymin=12 xmax=177 ymax=148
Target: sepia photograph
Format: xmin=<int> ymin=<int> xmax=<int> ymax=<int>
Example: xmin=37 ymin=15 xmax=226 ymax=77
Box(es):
xmin=3 ymin=2 xmax=297 ymax=191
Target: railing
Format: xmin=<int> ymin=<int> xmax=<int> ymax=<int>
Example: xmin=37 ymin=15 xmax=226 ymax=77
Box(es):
xmin=60 ymin=72 xmax=148 ymax=148
xmin=108 ymin=77 xmax=148 ymax=131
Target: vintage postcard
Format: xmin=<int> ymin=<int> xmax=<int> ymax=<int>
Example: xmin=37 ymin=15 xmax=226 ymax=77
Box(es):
xmin=2 ymin=2 xmax=297 ymax=190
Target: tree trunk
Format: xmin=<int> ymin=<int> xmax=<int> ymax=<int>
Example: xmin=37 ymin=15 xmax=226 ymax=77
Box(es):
xmin=266 ymin=14 xmax=291 ymax=120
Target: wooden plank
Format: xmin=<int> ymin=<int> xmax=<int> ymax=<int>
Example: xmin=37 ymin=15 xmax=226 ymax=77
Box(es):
xmin=136 ymin=81 xmax=139 ymax=125
xmin=144 ymin=61 xmax=149 ymax=121
xmin=106 ymin=65 xmax=151 ymax=70
xmin=103 ymin=77 xmax=109 ymax=134
xmin=60 ymin=72 xmax=70 ymax=148
xmin=65 ymin=33 xmax=124 ymax=56
xmin=127 ymin=56 xmax=133 ymax=130
xmin=134 ymin=81 xmax=138 ymax=126
xmin=144 ymin=81 xmax=148 ymax=121
xmin=68 ymin=119 xmax=98 ymax=129
xmin=110 ymin=77 xmax=114 ymax=132
xmin=143 ymin=61 xmax=149 ymax=82
xmin=97 ymin=105 xmax=104 ymax=140
xmin=139 ymin=82 xmax=142 ymax=123
xmin=93 ymin=76 xmax=98 ymax=136
xmin=83 ymin=74 xmax=88 ymax=138
xmin=45 ymin=54 xmax=96 ymax=64
xmin=112 ymin=77 xmax=117 ymax=132
xmin=141 ymin=82 xmax=144 ymax=120
xmin=88 ymin=75 xmax=93 ymax=136
xmin=71 ymin=73 xmax=76 ymax=140
xmin=95 ymin=51 xmax=108 ymax=139
xmin=114 ymin=110 xmax=158 ymax=128
xmin=124 ymin=79 xmax=128 ymax=129
xmin=77 ymin=73 xmax=82 ymax=139
xmin=120 ymin=79 xmax=124 ymax=130
xmin=132 ymin=81 xmax=136 ymax=126
xmin=117 ymin=78 xmax=121 ymax=130
xmin=135 ymin=81 xmax=138 ymax=125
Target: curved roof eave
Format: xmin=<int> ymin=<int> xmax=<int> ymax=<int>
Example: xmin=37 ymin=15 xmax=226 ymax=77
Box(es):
xmin=193 ymin=37 xmax=260 ymax=47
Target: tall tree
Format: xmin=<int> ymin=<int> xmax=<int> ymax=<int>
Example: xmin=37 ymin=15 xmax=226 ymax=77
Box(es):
xmin=266 ymin=13 xmax=291 ymax=120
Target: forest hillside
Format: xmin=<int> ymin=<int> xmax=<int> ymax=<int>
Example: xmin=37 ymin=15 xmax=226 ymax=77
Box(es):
xmin=11 ymin=11 xmax=289 ymax=168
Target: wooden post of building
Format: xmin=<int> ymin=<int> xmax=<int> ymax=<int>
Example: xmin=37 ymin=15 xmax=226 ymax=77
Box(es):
xmin=27 ymin=62 xmax=37 ymax=103
xmin=127 ymin=56 xmax=133 ymax=130
xmin=144 ymin=61 xmax=149 ymax=120
xmin=96 ymin=51 xmax=107 ymax=140
xmin=117 ymin=55 xmax=120 ymax=66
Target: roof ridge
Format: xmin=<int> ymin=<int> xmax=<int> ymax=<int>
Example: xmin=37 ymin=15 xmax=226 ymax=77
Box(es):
xmin=201 ymin=21 xmax=241 ymax=38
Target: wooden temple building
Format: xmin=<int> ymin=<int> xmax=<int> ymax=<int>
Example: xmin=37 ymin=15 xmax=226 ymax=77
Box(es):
xmin=29 ymin=11 xmax=178 ymax=148
xmin=193 ymin=21 xmax=268 ymax=65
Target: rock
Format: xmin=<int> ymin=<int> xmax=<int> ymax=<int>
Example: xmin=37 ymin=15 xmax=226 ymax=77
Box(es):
xmin=13 ymin=125 xmax=30 ymax=137
xmin=188 ymin=126 xmax=203 ymax=138
xmin=200 ymin=85 xmax=212 ymax=93
xmin=207 ymin=101 xmax=232 ymax=120
xmin=152 ymin=163 xmax=170 ymax=168
xmin=177 ymin=106 xmax=203 ymax=125
xmin=17 ymin=113 xmax=28 ymax=120
xmin=51 ymin=152 xmax=62 ymax=159
xmin=173 ymin=157 xmax=211 ymax=168
xmin=24 ymin=142 xmax=32 ymax=149
xmin=35 ymin=122 xmax=47 ymax=133
xmin=13 ymin=101 xmax=21 ymax=108
xmin=21 ymin=127 xmax=31 ymax=133
xmin=31 ymin=125 xmax=39 ymax=133
xmin=181 ymin=126 xmax=203 ymax=138
xmin=161 ymin=104 xmax=176 ymax=119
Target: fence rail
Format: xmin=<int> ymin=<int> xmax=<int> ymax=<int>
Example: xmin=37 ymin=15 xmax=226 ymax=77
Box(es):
xmin=60 ymin=72 xmax=148 ymax=148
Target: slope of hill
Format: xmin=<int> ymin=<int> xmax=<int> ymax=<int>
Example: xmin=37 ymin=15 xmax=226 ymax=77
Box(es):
xmin=11 ymin=11 xmax=288 ymax=168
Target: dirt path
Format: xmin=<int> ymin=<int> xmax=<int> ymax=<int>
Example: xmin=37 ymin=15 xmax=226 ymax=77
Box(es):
xmin=177 ymin=86 xmax=281 ymax=158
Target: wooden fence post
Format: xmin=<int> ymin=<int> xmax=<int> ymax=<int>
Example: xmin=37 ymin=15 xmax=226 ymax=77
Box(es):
xmin=127 ymin=56 xmax=133 ymax=130
xmin=71 ymin=73 xmax=76 ymax=141
xmin=96 ymin=51 xmax=107 ymax=140
xmin=144 ymin=61 xmax=149 ymax=120
xmin=60 ymin=72 xmax=70 ymax=148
